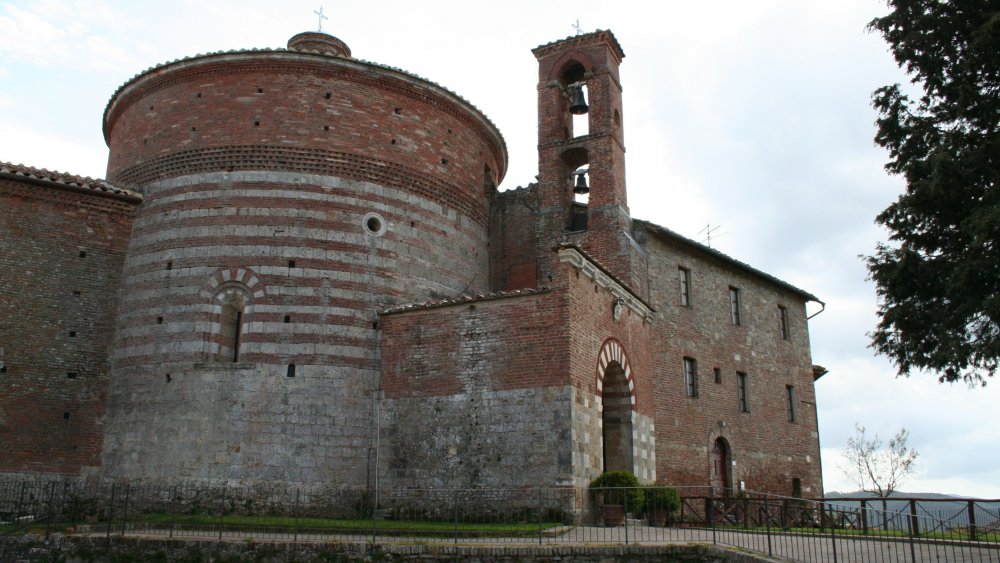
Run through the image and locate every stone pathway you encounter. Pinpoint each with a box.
[87,523,1000,562]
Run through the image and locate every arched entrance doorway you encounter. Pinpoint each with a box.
[601,362,633,473]
[711,437,731,496]
[596,339,636,474]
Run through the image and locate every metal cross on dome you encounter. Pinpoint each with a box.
[572,19,583,35]
[314,6,329,32]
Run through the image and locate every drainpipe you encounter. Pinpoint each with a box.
[806,299,826,320]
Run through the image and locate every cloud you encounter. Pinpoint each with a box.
[0,3,74,66]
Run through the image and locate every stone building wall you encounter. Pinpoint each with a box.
[490,185,539,291]
[0,165,140,475]
[0,30,826,499]
[555,248,656,488]
[99,33,508,486]
[380,247,659,492]
[640,223,823,496]
[379,287,571,489]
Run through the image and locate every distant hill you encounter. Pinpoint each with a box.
[821,492,1000,530]
[825,491,974,501]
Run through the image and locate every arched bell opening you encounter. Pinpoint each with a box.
[601,361,633,473]
[561,147,590,231]
[558,61,589,138]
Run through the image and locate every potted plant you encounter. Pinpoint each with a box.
[589,471,643,527]
[643,484,680,527]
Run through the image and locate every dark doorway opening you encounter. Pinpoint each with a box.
[602,362,633,473]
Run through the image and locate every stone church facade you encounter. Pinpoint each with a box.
[0,30,825,499]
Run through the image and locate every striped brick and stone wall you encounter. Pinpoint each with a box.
[0,164,140,476]
[378,247,655,495]
[98,33,507,485]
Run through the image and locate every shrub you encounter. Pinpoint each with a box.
[589,471,643,510]
[642,484,680,515]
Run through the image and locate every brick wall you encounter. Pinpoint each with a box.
[99,37,508,485]
[103,49,506,230]
[557,248,656,487]
[529,31,647,295]
[380,248,659,491]
[380,287,571,488]
[489,186,538,291]
[0,170,138,475]
[641,226,823,496]
[0,30,826,499]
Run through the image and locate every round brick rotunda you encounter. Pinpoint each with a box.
[100,31,507,485]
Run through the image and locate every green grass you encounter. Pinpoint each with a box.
[132,513,562,535]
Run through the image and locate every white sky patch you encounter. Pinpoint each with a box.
[83,34,137,71]
[0,119,107,177]
[0,3,75,66]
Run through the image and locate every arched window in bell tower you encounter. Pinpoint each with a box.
[562,147,590,231]
[570,83,589,137]
[559,62,589,139]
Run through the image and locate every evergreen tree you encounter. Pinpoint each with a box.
[867,0,1000,384]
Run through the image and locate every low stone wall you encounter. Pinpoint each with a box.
[0,535,777,562]
[0,475,586,526]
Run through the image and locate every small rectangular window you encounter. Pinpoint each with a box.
[779,305,789,340]
[714,367,722,384]
[729,287,741,325]
[786,385,797,422]
[737,372,749,412]
[679,267,691,307]
[683,357,698,398]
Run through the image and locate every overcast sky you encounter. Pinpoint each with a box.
[2,0,997,497]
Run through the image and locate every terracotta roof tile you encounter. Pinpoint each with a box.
[636,219,820,303]
[0,161,141,201]
[381,286,552,315]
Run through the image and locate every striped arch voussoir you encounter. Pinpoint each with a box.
[595,338,635,408]
[200,267,266,302]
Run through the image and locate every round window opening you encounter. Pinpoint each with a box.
[363,212,387,236]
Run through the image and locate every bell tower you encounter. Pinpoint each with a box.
[531,30,645,294]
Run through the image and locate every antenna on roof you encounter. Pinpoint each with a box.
[572,19,583,36]
[697,224,724,248]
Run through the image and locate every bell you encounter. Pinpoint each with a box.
[573,171,589,195]
[568,84,589,115]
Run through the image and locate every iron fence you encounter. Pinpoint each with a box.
[1,478,999,562]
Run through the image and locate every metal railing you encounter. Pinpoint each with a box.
[2,478,999,562]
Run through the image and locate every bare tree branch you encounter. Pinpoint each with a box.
[841,423,919,497]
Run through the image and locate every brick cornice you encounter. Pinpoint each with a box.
[109,145,489,229]
[557,246,654,322]
[532,30,625,63]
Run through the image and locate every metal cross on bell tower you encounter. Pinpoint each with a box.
[314,6,329,32]
[572,19,583,35]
